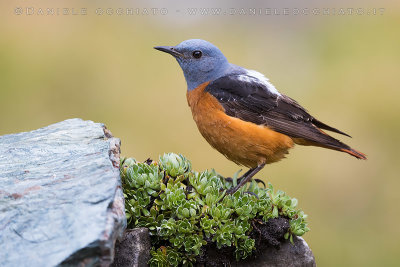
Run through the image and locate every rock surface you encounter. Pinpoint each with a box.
[112,228,315,267]
[0,119,126,267]
[111,228,151,267]
[234,236,316,267]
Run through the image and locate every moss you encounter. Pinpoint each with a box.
[120,153,310,266]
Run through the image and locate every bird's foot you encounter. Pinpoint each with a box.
[223,176,249,194]
[224,163,266,195]
[225,177,265,188]
[225,185,240,195]
[225,186,259,198]
[237,177,265,186]
[224,177,234,183]
[224,173,265,188]
[252,178,266,188]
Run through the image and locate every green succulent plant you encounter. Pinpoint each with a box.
[159,153,191,177]
[235,236,256,260]
[121,153,310,266]
[149,246,182,267]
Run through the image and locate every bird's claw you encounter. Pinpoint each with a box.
[224,187,259,199]
[225,186,238,195]
[224,177,233,183]
[253,178,266,188]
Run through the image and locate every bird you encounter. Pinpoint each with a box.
[154,39,366,193]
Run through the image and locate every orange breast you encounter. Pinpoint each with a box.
[186,82,294,168]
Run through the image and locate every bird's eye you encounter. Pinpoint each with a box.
[192,50,202,59]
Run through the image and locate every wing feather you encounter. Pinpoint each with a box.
[205,74,352,151]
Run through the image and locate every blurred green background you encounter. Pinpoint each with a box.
[1,0,399,266]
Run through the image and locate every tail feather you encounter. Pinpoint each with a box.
[312,118,352,137]
[340,148,367,160]
[313,128,367,160]
[311,134,367,160]
[293,126,367,160]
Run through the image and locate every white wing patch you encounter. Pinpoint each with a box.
[244,69,281,96]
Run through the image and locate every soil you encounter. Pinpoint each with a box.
[195,217,290,266]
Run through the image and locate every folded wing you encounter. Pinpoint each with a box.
[205,74,366,159]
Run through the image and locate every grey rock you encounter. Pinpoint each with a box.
[111,228,151,267]
[111,228,315,267]
[0,118,126,267]
[234,236,316,267]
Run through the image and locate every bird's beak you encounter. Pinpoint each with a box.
[154,46,184,58]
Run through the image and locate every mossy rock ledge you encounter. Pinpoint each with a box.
[113,225,315,267]
[0,119,316,267]
[116,153,316,265]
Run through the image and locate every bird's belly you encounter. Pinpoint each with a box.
[187,82,294,168]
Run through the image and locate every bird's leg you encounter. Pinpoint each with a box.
[224,168,253,184]
[237,168,254,182]
[226,163,266,194]
[236,169,266,187]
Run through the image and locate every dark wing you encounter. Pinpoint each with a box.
[205,74,352,151]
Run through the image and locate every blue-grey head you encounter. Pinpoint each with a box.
[154,39,230,90]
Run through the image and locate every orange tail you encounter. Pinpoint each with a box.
[340,148,367,160]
